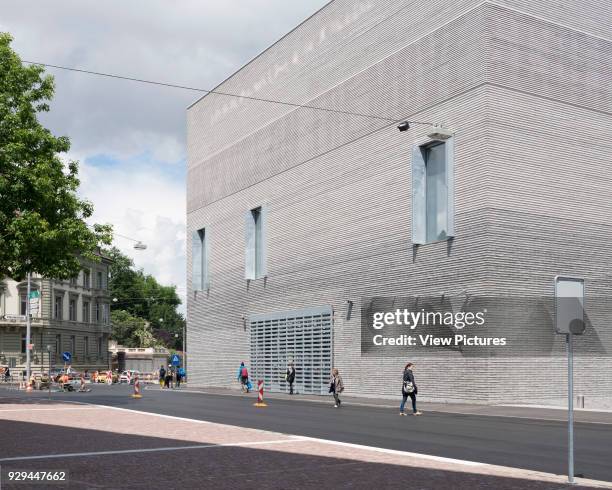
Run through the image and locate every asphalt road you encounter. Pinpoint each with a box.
[5,385,612,483]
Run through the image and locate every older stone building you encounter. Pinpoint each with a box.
[186,1,612,403]
[0,253,112,376]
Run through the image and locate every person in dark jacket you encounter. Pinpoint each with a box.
[286,362,296,395]
[330,368,344,407]
[400,363,422,416]
[159,365,166,388]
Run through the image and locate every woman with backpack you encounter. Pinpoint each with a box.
[329,368,344,408]
[237,362,250,393]
[400,362,422,416]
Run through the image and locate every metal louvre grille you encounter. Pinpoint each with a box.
[250,306,332,395]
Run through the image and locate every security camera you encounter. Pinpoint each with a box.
[397,121,410,132]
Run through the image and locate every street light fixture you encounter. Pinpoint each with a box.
[397,121,410,132]
[133,241,147,250]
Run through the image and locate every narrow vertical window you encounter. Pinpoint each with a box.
[192,227,209,291]
[82,301,90,323]
[83,270,90,289]
[54,295,63,320]
[55,334,61,355]
[69,299,76,321]
[84,336,89,356]
[20,294,27,316]
[70,335,76,356]
[412,137,454,244]
[245,206,267,279]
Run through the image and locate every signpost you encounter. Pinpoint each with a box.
[62,352,72,363]
[554,276,585,485]
[171,354,181,367]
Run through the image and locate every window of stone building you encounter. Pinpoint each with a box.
[82,301,90,323]
[69,298,76,321]
[20,294,27,316]
[192,227,209,291]
[245,206,267,280]
[54,295,63,320]
[411,138,455,244]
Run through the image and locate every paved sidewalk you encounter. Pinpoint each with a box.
[152,385,612,424]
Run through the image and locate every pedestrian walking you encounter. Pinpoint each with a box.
[4,367,11,383]
[400,362,422,416]
[164,369,172,389]
[237,362,250,393]
[159,365,166,388]
[175,368,181,388]
[285,362,296,395]
[329,368,344,407]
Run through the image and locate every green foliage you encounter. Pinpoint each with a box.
[110,310,146,348]
[0,33,112,280]
[110,309,159,349]
[106,247,184,349]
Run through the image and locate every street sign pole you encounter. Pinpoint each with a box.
[555,276,585,485]
[25,271,31,382]
[567,333,574,484]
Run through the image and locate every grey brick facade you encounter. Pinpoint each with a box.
[186,1,612,403]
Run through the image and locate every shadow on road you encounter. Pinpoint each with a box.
[0,419,584,490]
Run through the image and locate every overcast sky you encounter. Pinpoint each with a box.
[1,0,329,312]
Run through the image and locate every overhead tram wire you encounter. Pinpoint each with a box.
[21,60,431,127]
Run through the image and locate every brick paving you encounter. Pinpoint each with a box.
[0,400,610,489]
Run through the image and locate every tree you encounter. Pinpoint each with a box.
[106,247,185,349]
[0,33,111,280]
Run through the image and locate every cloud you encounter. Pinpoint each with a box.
[77,154,187,309]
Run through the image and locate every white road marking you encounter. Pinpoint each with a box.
[0,407,98,412]
[84,403,294,438]
[0,437,306,463]
[296,436,484,466]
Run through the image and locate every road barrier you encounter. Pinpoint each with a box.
[254,380,267,407]
[131,376,142,399]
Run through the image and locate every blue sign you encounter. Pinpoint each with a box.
[62,352,72,363]
[171,354,181,366]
